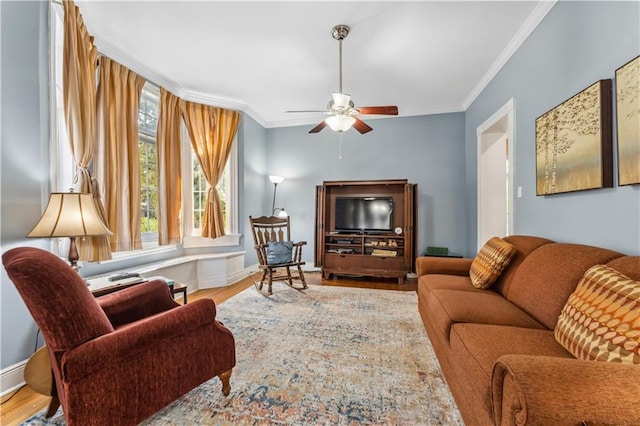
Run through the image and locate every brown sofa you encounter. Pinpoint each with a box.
[416,235,640,426]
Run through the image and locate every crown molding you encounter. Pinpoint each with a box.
[92,37,268,128]
[462,0,557,110]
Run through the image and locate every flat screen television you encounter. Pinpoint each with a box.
[334,197,394,233]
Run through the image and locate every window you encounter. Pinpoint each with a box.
[50,3,239,253]
[138,84,159,243]
[183,125,238,247]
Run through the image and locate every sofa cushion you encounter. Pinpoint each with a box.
[606,256,640,281]
[507,243,624,329]
[470,237,516,289]
[418,274,490,301]
[426,289,545,340]
[494,235,555,297]
[555,264,640,364]
[449,324,574,414]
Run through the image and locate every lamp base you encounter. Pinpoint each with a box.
[68,236,80,271]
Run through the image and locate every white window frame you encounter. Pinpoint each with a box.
[138,83,160,246]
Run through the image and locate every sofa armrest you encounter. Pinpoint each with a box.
[415,256,473,277]
[492,354,640,426]
[61,298,231,381]
[97,280,179,328]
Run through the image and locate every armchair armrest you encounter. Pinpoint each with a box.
[97,280,179,328]
[415,256,473,277]
[492,355,640,426]
[61,299,230,382]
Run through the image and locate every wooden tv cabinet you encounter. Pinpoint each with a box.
[315,179,417,284]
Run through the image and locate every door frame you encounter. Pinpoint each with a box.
[476,98,515,250]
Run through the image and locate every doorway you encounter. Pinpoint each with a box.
[477,99,515,250]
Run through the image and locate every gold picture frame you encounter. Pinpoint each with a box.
[535,80,613,195]
[615,55,640,186]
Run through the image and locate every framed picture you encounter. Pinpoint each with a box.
[615,55,640,186]
[535,80,613,195]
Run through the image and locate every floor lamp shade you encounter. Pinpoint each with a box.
[28,192,111,270]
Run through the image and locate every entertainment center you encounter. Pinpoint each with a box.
[315,179,417,284]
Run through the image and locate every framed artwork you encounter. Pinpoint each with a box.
[535,80,613,195]
[615,55,640,186]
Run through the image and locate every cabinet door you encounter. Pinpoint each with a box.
[314,185,326,267]
[404,183,417,272]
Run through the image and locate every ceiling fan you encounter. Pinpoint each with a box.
[286,25,398,134]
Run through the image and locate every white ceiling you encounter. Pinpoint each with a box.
[76,1,554,129]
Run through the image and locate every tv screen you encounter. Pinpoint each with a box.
[335,197,394,233]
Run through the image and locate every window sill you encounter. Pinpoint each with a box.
[99,245,179,264]
[183,234,241,248]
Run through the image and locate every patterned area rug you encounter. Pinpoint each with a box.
[23,283,462,425]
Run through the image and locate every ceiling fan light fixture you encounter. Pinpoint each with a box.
[332,92,351,109]
[325,115,355,132]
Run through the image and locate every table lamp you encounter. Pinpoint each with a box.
[27,190,112,270]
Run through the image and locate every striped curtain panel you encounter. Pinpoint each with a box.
[157,88,183,245]
[62,0,112,261]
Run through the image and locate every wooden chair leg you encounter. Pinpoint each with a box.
[298,265,308,289]
[45,396,60,418]
[259,270,267,290]
[218,369,232,396]
[267,270,274,295]
[286,266,293,286]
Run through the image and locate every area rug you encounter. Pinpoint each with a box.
[23,283,462,425]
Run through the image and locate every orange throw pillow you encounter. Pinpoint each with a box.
[555,265,640,364]
[469,237,516,289]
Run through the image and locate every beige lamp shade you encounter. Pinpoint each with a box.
[28,192,112,238]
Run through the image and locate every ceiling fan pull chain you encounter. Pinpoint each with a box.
[338,132,344,160]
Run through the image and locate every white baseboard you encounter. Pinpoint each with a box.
[0,358,28,397]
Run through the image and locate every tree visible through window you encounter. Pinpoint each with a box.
[138,85,159,239]
[191,152,229,234]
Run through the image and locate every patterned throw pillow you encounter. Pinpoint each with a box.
[469,237,516,289]
[554,265,640,364]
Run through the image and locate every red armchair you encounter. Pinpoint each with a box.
[3,247,236,426]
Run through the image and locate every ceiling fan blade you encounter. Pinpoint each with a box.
[309,121,328,133]
[356,106,399,116]
[353,117,373,134]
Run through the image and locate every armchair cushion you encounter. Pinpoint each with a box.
[554,264,640,364]
[267,240,293,265]
[97,280,179,328]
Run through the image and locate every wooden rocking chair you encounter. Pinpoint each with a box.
[249,215,308,295]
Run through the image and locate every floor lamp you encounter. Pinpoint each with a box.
[269,175,288,217]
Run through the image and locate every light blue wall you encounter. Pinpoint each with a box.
[265,113,467,263]
[465,1,640,255]
[239,114,268,267]
[0,0,52,369]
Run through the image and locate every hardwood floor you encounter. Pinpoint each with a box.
[0,271,416,425]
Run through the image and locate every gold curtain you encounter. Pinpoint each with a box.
[157,88,182,245]
[62,0,112,261]
[95,57,146,252]
[180,101,240,238]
